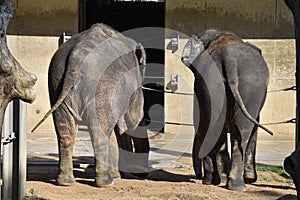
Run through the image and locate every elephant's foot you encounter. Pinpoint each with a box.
[193,164,202,179]
[226,178,247,191]
[127,164,149,178]
[111,169,121,179]
[202,173,221,186]
[244,171,257,184]
[95,175,114,187]
[219,172,228,183]
[195,172,202,179]
[56,174,76,186]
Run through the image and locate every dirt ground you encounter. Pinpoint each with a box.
[25,164,297,200]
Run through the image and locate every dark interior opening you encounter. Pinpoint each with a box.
[79,0,165,132]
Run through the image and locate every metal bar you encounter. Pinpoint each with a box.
[294,1,300,149]
[18,101,27,199]
[295,0,300,148]
[12,100,26,200]
[284,0,300,149]
[2,102,13,200]
[12,100,20,200]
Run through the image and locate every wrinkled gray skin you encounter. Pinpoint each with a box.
[32,23,149,187]
[182,29,272,191]
[0,0,37,139]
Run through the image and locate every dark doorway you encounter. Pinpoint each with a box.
[79,0,165,132]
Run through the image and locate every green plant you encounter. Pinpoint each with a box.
[23,188,49,200]
[256,165,288,177]
[29,188,38,197]
[261,176,272,182]
[256,165,294,184]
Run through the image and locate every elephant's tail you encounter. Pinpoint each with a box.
[228,82,273,136]
[31,86,73,133]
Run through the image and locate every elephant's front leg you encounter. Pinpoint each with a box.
[202,133,229,185]
[192,135,203,179]
[115,127,133,178]
[216,138,230,183]
[128,125,150,177]
[53,106,76,186]
[203,152,221,185]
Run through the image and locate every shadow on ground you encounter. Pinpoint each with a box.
[27,155,196,186]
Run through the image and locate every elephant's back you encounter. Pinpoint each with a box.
[48,23,141,107]
[221,43,269,86]
[222,43,269,113]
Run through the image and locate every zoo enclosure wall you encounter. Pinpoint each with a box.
[4,0,296,139]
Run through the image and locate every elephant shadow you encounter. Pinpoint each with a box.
[26,155,93,185]
[277,194,297,200]
[121,169,196,183]
[26,155,196,186]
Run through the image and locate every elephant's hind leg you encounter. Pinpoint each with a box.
[89,120,114,187]
[244,124,258,184]
[227,123,255,191]
[53,105,77,186]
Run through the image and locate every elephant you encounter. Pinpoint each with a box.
[0,0,37,136]
[32,23,149,187]
[284,146,300,199]
[181,29,273,191]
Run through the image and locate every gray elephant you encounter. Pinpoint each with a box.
[32,23,149,187]
[0,0,37,135]
[181,29,273,191]
[284,146,300,199]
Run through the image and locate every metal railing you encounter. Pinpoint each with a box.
[1,100,27,200]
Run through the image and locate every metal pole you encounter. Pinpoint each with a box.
[1,100,27,200]
[2,102,13,200]
[284,0,300,149]
[12,99,26,200]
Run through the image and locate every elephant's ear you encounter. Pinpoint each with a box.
[136,43,146,66]
[182,35,204,66]
[192,51,227,159]
[117,117,128,135]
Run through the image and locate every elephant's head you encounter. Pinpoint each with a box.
[181,35,204,67]
[182,29,223,67]
[0,0,37,104]
[0,0,37,133]
[0,55,37,104]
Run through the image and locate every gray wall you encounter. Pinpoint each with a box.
[166,0,294,38]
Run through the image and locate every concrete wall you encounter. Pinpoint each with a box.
[7,0,78,132]
[9,0,78,36]
[166,0,294,38]
[165,0,296,136]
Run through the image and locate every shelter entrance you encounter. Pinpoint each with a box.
[80,0,165,132]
